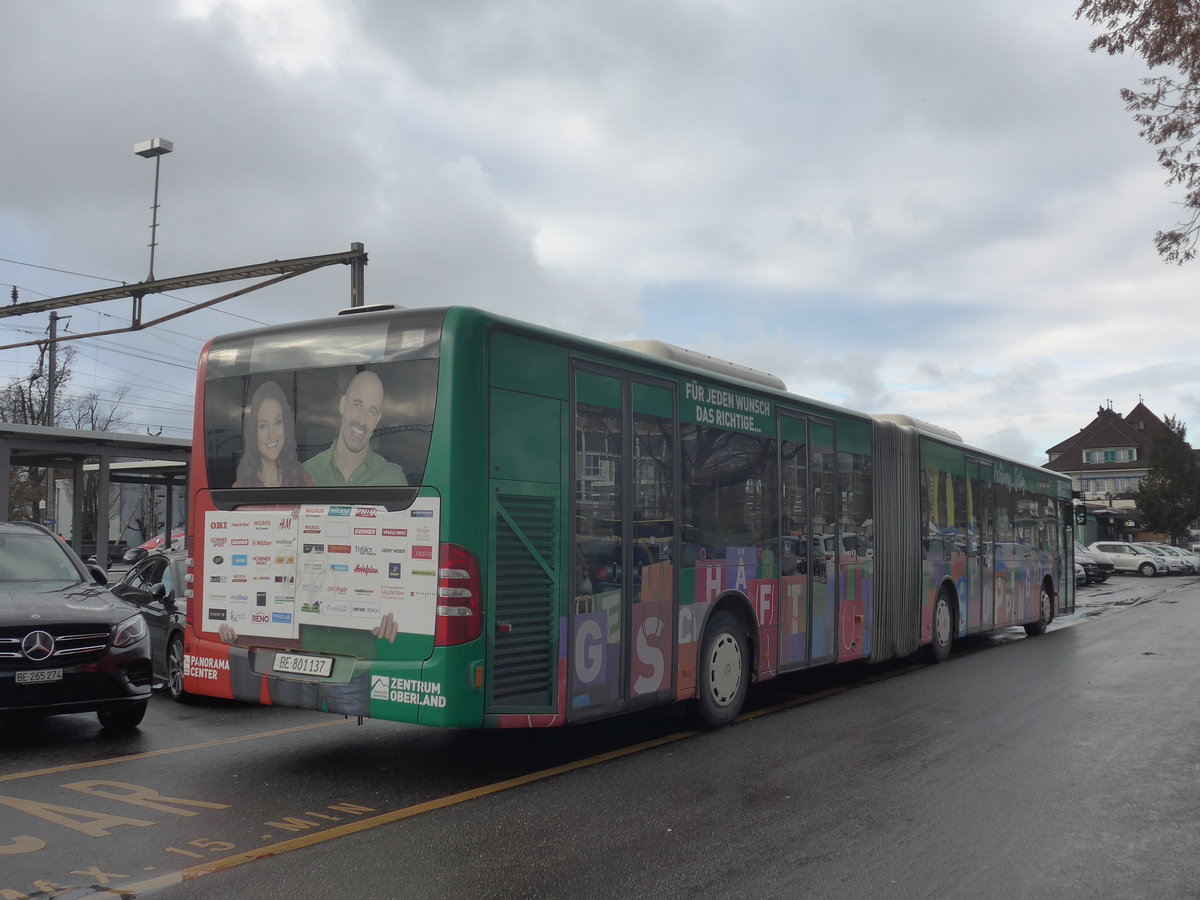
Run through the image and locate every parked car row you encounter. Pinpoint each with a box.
[1,521,189,732]
[1085,541,1200,578]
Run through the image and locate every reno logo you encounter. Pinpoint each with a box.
[252,613,270,624]
[354,564,379,576]
[412,546,434,560]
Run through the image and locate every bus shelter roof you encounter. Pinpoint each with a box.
[0,422,191,567]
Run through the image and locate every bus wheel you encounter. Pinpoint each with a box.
[928,589,954,663]
[694,611,749,728]
[1024,585,1052,637]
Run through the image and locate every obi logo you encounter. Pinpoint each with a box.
[212,556,225,565]
[207,608,228,620]
[232,555,248,566]
[354,564,380,575]
[209,521,228,530]
[388,563,403,578]
[412,546,433,560]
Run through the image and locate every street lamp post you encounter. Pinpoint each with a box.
[134,138,173,281]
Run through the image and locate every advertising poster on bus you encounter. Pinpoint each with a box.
[202,501,440,641]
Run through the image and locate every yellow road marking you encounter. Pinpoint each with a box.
[0,718,354,784]
[83,666,926,897]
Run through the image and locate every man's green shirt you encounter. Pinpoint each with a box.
[303,444,408,486]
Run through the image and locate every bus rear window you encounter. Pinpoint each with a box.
[202,311,442,490]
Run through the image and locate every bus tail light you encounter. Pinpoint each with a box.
[435,543,482,646]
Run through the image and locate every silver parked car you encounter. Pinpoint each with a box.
[1088,542,1169,577]
[1140,543,1198,574]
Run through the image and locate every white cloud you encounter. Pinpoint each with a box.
[0,0,1192,461]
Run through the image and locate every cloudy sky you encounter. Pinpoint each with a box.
[2,0,1195,465]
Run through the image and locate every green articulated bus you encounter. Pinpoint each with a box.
[182,305,1074,728]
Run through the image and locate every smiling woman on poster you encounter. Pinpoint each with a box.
[234,380,313,488]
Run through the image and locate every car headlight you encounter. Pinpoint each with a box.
[113,614,149,648]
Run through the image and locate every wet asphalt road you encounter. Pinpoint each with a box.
[2,574,1198,899]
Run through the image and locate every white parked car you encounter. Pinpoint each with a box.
[1088,542,1169,577]
[1142,543,1199,573]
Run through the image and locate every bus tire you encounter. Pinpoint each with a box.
[1024,584,1052,637]
[928,589,954,663]
[694,611,749,728]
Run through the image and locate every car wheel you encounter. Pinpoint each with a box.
[97,699,148,732]
[166,634,187,703]
[927,589,954,663]
[693,611,749,728]
[1139,562,1157,577]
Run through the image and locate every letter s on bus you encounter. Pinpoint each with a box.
[574,618,605,684]
[634,616,665,694]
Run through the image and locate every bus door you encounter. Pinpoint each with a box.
[809,421,838,665]
[966,459,995,631]
[780,413,819,669]
[571,367,677,720]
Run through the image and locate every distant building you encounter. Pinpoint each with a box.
[1043,401,1172,510]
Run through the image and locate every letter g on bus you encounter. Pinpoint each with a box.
[574,616,605,684]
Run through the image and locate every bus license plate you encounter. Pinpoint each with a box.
[272,652,334,678]
[16,669,63,684]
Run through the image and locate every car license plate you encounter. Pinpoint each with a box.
[16,669,63,684]
[272,652,334,678]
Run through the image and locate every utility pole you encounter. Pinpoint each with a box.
[43,311,58,528]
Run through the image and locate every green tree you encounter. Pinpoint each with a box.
[1135,415,1200,538]
[1076,0,1200,263]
